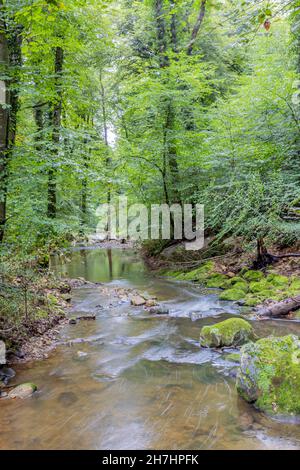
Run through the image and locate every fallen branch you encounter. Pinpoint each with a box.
[257,294,300,317]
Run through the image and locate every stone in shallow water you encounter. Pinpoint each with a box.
[199,318,253,348]
[236,334,300,416]
[8,383,37,399]
[131,295,146,306]
[149,306,169,315]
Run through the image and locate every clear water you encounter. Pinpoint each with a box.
[1,247,300,450]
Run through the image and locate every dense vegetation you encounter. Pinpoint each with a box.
[0,0,299,260]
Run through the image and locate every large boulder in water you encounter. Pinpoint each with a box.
[200,318,253,348]
[8,383,37,399]
[236,335,300,416]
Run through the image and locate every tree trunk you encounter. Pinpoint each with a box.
[253,237,300,269]
[100,71,112,238]
[155,0,169,68]
[187,0,207,55]
[0,6,22,242]
[165,100,181,204]
[80,134,91,232]
[257,295,300,317]
[0,13,9,243]
[47,46,64,219]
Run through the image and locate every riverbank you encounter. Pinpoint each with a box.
[145,240,300,316]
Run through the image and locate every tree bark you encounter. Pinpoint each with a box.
[187,0,207,55]
[0,11,9,243]
[155,0,169,67]
[47,46,64,218]
[257,295,300,317]
[0,5,22,242]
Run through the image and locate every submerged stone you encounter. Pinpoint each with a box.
[200,318,253,348]
[236,335,300,416]
[8,383,37,399]
[131,295,146,306]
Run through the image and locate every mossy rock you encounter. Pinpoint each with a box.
[223,276,245,289]
[249,280,272,293]
[47,293,59,306]
[200,318,253,348]
[219,288,246,301]
[206,273,229,288]
[243,270,264,282]
[236,335,300,416]
[290,278,300,293]
[266,273,289,288]
[8,383,37,399]
[244,294,261,307]
[233,281,248,292]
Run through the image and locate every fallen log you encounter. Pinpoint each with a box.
[257,294,300,317]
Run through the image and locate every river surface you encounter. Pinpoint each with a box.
[1,247,300,450]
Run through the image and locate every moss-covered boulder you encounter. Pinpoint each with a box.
[206,273,229,288]
[266,273,289,288]
[249,280,271,293]
[219,288,246,301]
[200,318,253,348]
[243,270,264,282]
[290,277,300,293]
[236,335,300,416]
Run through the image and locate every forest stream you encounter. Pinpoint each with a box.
[1,247,300,450]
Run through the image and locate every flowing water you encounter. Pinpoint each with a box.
[1,247,300,450]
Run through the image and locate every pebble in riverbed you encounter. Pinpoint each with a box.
[8,383,37,399]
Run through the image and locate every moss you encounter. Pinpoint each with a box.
[236,335,300,416]
[290,278,300,293]
[225,276,248,289]
[164,261,215,282]
[243,270,264,282]
[47,293,59,306]
[226,353,241,363]
[249,280,272,293]
[219,288,246,301]
[244,295,261,307]
[233,281,248,292]
[200,318,253,348]
[206,273,229,288]
[266,273,289,288]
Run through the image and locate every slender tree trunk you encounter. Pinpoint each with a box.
[0,6,22,242]
[154,0,180,206]
[0,14,9,243]
[80,133,91,232]
[155,0,169,68]
[187,0,207,55]
[100,71,112,238]
[47,46,64,218]
[170,1,178,54]
[165,101,180,204]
